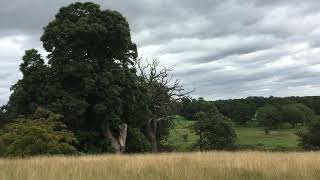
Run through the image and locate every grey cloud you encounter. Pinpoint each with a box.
[1,0,320,104]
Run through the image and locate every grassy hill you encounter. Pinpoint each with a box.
[166,116,301,151]
[1,151,319,180]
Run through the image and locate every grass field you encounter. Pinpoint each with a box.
[167,116,301,151]
[236,127,300,150]
[1,151,320,180]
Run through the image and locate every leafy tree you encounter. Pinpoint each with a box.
[294,103,314,124]
[256,104,282,133]
[192,106,237,150]
[6,49,49,118]
[229,101,255,125]
[296,117,320,150]
[179,97,215,120]
[179,97,196,120]
[6,2,142,153]
[213,98,257,125]
[282,104,305,128]
[40,2,139,153]
[295,96,320,114]
[0,107,77,157]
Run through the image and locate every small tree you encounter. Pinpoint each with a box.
[0,107,77,157]
[192,107,237,151]
[296,117,320,150]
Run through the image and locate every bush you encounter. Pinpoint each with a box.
[126,128,151,153]
[75,131,114,153]
[296,117,320,150]
[0,107,78,157]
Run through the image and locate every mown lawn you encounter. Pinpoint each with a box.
[166,116,302,151]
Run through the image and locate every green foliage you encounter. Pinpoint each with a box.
[0,108,77,157]
[7,49,50,118]
[178,97,205,120]
[256,104,282,130]
[294,103,314,123]
[192,107,237,150]
[296,117,320,150]
[41,2,137,64]
[5,2,146,153]
[215,99,256,125]
[282,104,306,127]
[126,128,151,153]
[75,131,114,153]
[39,1,140,130]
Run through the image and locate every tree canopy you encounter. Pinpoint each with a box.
[4,2,144,154]
[256,104,282,131]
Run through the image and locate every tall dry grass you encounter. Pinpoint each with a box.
[0,151,320,180]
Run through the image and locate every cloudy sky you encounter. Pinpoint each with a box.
[1,0,320,105]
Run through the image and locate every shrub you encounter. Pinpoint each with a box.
[296,117,320,150]
[126,128,151,153]
[0,107,78,157]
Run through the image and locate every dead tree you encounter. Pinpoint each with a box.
[136,58,191,153]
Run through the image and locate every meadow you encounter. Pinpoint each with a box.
[166,116,301,151]
[1,151,320,180]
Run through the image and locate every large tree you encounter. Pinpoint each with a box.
[41,2,140,153]
[6,2,142,153]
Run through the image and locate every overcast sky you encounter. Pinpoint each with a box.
[1,0,320,105]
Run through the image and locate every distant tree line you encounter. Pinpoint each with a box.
[178,96,320,150]
[179,96,320,124]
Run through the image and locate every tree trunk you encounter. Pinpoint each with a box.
[118,124,128,153]
[103,122,127,153]
[146,121,158,153]
[199,133,202,151]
